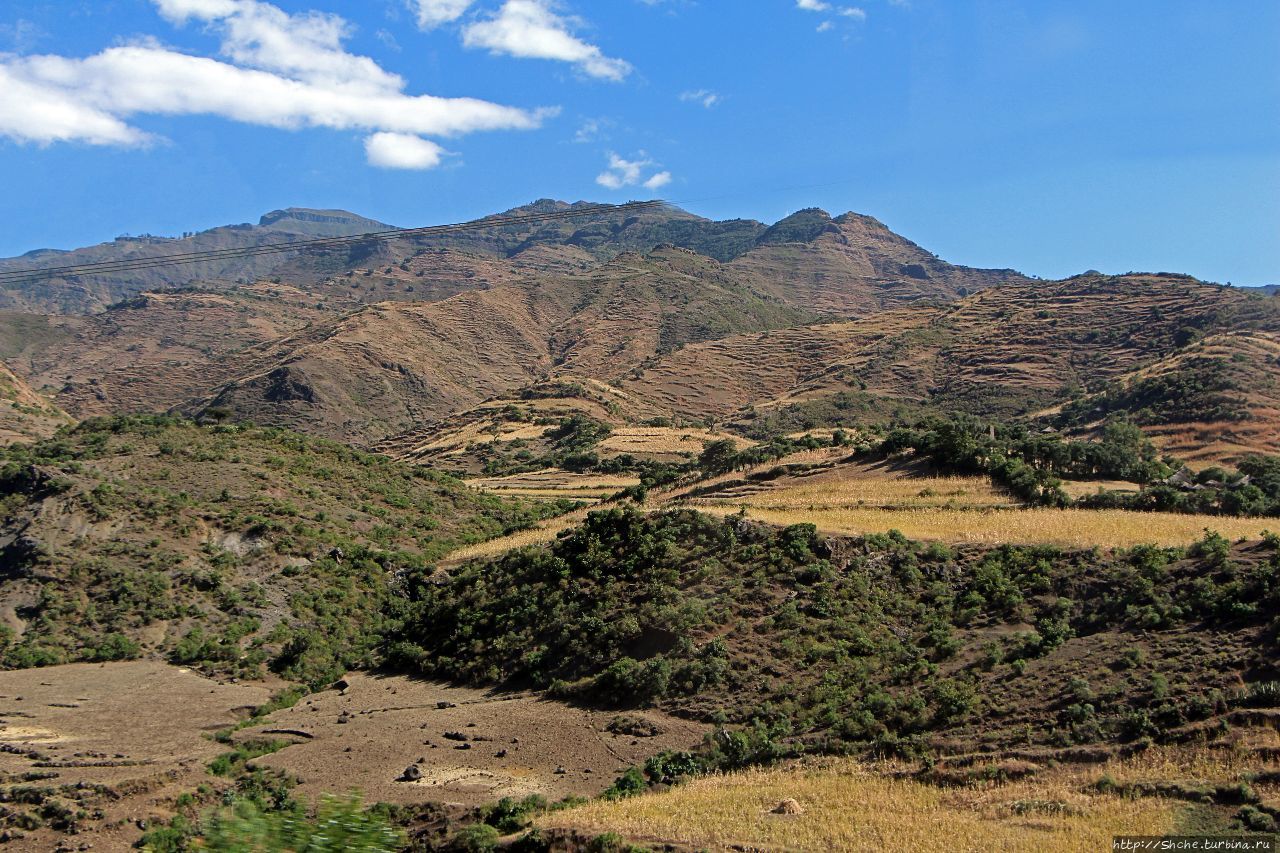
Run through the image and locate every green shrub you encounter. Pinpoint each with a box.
[199,794,402,852]
[451,822,501,852]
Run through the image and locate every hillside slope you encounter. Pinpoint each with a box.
[0,416,557,685]
[0,209,391,314]
[387,507,1280,754]
[613,273,1278,456]
[729,209,1030,316]
[189,248,810,444]
[1056,328,1280,463]
[0,362,71,445]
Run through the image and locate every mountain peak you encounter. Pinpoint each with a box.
[258,208,389,230]
[757,208,840,245]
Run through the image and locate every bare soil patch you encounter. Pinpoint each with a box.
[0,661,272,851]
[239,672,706,808]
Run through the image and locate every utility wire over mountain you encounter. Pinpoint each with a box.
[0,200,668,285]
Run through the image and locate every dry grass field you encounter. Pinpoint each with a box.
[440,506,593,564]
[0,662,275,851]
[469,469,640,500]
[540,754,1192,852]
[695,504,1273,549]
[1059,479,1142,499]
[598,426,751,458]
[242,673,706,809]
[715,473,1012,510]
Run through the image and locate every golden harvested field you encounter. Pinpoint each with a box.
[469,469,640,499]
[440,507,591,564]
[540,756,1184,852]
[694,504,1273,548]
[598,426,752,457]
[711,474,1012,510]
[1059,479,1142,499]
[410,421,551,455]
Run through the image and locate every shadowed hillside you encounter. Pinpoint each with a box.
[185,247,810,444]
[0,209,392,314]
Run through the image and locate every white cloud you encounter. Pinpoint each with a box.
[679,89,721,108]
[463,0,631,81]
[365,131,446,169]
[0,0,551,168]
[0,63,150,146]
[155,0,401,92]
[573,116,610,143]
[595,151,670,191]
[796,0,866,24]
[411,0,474,30]
[643,170,671,190]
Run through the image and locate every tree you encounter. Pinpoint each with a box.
[698,439,739,476]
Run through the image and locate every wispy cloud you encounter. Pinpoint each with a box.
[679,89,721,108]
[573,116,612,143]
[463,0,631,81]
[0,18,45,53]
[411,0,474,30]
[596,151,671,191]
[795,0,866,28]
[0,0,551,169]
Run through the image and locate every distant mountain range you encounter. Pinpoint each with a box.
[0,202,1025,316]
[0,208,391,314]
[0,201,1276,463]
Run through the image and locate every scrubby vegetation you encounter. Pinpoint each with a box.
[384,507,1280,759]
[0,415,563,686]
[870,414,1280,517]
[1057,355,1251,428]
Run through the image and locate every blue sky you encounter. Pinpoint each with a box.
[1,0,1277,285]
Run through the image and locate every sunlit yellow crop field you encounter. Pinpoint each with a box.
[598,426,753,456]
[715,473,1012,510]
[469,470,640,499]
[694,504,1272,549]
[440,508,590,563]
[540,756,1184,852]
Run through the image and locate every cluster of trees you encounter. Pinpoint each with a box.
[875,414,1280,517]
[697,431,853,478]
[1075,454,1280,516]
[1056,356,1249,428]
[383,507,1280,762]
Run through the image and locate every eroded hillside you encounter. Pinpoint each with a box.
[0,361,71,445]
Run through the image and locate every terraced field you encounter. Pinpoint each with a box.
[469,470,640,500]
[619,310,935,419]
[540,748,1268,852]
[1076,330,1280,463]
[684,457,1273,548]
[705,504,1273,549]
[598,426,748,459]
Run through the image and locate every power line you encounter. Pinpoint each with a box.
[0,200,669,285]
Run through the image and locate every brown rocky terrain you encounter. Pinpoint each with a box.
[0,362,70,445]
[0,208,392,315]
[727,209,1029,316]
